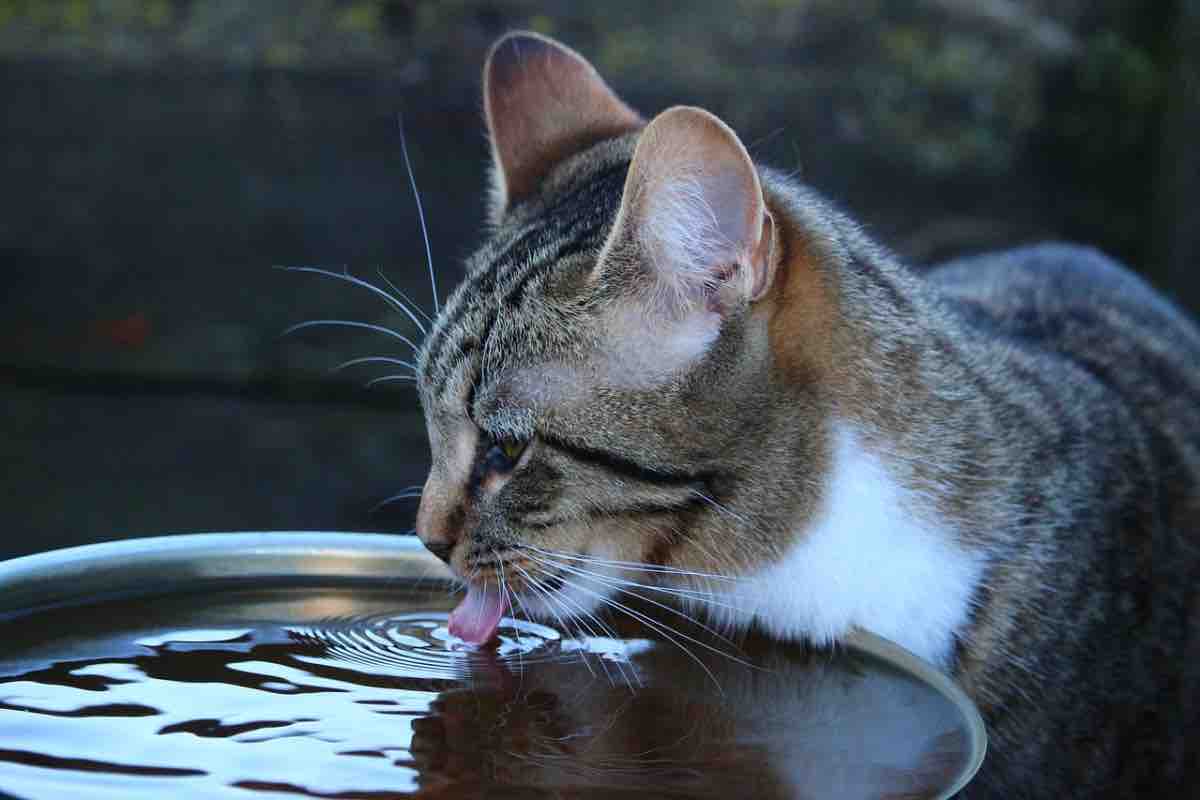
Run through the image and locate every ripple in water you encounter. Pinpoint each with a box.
[289,611,568,682]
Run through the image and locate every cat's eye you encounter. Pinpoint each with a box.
[483,436,529,473]
[498,438,527,462]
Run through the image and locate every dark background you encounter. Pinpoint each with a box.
[2,0,1198,562]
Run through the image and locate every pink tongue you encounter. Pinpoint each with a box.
[448,584,509,644]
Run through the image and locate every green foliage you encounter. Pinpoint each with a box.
[337,1,382,34]
[0,0,173,33]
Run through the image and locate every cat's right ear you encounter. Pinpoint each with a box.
[587,107,779,382]
[599,106,778,312]
[483,31,642,223]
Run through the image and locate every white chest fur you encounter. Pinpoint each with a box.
[715,425,984,667]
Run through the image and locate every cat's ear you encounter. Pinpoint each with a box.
[601,106,777,310]
[483,31,642,221]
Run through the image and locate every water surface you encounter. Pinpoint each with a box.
[0,585,975,798]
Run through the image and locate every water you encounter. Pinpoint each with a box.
[0,584,978,798]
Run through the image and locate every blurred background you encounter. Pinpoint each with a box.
[2,0,1197,561]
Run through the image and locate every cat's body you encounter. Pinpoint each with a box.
[921,243,1200,796]
[414,32,1200,797]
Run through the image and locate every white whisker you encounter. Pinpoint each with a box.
[514,562,634,687]
[397,114,439,315]
[525,552,751,660]
[376,267,434,326]
[277,265,428,335]
[689,489,751,526]
[370,488,424,513]
[366,374,419,388]
[535,553,743,615]
[529,562,724,693]
[549,592,637,688]
[329,355,418,375]
[521,565,620,683]
[526,548,733,608]
[512,563,603,681]
[493,548,525,680]
[281,319,421,353]
[521,544,737,582]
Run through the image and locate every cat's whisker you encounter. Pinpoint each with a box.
[397,113,439,316]
[513,566,619,671]
[366,374,419,388]
[523,545,729,603]
[682,530,732,577]
[375,267,434,327]
[523,552,751,657]
[374,491,423,502]
[492,548,524,676]
[689,489,751,526]
[280,319,421,353]
[516,563,622,684]
[520,544,737,582]
[277,265,428,335]
[541,564,744,656]
[512,563,607,683]
[329,355,418,375]
[529,562,724,693]
[509,581,536,626]
[370,487,424,513]
[514,562,634,688]
[531,554,740,613]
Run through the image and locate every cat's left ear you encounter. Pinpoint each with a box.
[600,106,777,310]
[483,32,643,221]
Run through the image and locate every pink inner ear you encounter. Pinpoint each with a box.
[484,32,642,211]
[705,166,759,249]
[605,106,768,309]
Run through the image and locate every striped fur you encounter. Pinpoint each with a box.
[414,32,1200,798]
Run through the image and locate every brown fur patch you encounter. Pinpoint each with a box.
[764,198,836,387]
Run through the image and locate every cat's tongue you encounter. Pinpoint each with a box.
[448,584,509,645]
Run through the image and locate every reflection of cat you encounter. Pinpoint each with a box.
[414,32,1200,797]
[411,631,969,799]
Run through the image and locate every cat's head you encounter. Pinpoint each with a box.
[415,32,832,641]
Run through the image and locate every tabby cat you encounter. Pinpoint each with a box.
[413,31,1200,797]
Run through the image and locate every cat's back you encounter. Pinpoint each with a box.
[927,243,1200,458]
[925,243,1200,795]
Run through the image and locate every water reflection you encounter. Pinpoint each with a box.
[0,587,973,799]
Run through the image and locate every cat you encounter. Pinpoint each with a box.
[411,31,1200,798]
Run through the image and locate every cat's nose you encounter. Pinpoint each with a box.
[415,484,463,565]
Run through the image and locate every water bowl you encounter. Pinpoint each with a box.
[0,532,985,799]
